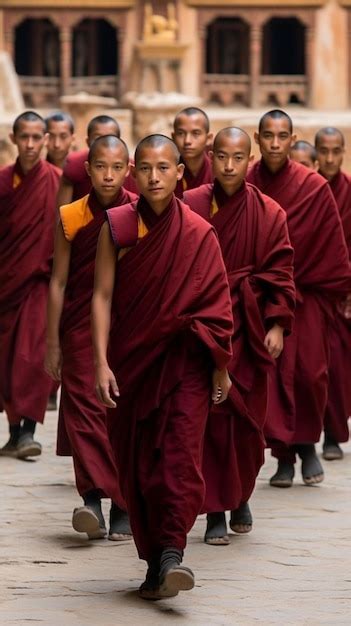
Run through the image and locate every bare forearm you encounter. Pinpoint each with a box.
[47,280,66,347]
[91,294,112,366]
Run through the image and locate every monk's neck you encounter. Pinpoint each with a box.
[319,169,341,183]
[94,188,122,209]
[47,155,66,171]
[184,153,205,177]
[18,156,41,176]
[149,193,173,216]
[262,157,289,176]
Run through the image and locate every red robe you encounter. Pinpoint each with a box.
[324,170,351,441]
[106,195,233,561]
[0,159,60,424]
[175,152,213,198]
[63,149,139,200]
[184,181,295,510]
[57,188,137,502]
[247,159,351,448]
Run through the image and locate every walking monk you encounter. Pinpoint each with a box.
[57,114,137,207]
[247,110,351,487]
[184,128,295,544]
[45,111,75,170]
[92,135,233,599]
[315,127,351,460]
[0,111,60,458]
[290,140,317,169]
[45,135,136,539]
[172,107,213,198]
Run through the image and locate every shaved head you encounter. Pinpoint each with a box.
[13,110,46,135]
[291,140,317,162]
[315,127,344,148]
[259,109,293,134]
[87,115,120,139]
[174,107,210,133]
[135,134,180,164]
[88,135,129,163]
[214,127,251,155]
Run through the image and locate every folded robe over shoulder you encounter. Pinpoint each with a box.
[63,149,139,200]
[57,187,137,504]
[106,195,233,561]
[247,159,351,445]
[324,170,351,442]
[184,181,295,511]
[0,159,60,424]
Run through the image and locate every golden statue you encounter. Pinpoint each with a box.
[143,2,178,43]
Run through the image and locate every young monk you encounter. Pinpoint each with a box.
[92,134,233,599]
[290,140,317,169]
[0,111,60,458]
[184,128,295,544]
[172,107,213,198]
[315,127,351,460]
[46,111,75,170]
[45,135,135,539]
[247,110,351,487]
[57,115,137,207]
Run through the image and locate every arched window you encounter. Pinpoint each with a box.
[206,18,249,75]
[72,19,118,77]
[262,17,305,75]
[15,18,60,77]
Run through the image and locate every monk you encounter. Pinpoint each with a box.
[172,107,213,198]
[290,140,317,169]
[315,127,351,460]
[45,111,75,170]
[57,115,138,207]
[0,111,60,458]
[92,135,233,599]
[45,136,135,539]
[184,128,295,544]
[247,109,351,487]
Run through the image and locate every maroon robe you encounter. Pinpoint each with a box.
[323,171,351,442]
[57,187,137,502]
[184,181,295,510]
[0,159,60,424]
[106,195,233,561]
[247,159,351,450]
[63,149,139,200]
[175,152,213,198]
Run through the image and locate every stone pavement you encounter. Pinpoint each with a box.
[0,412,350,626]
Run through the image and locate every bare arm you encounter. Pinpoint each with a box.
[45,223,71,381]
[91,222,119,408]
[56,175,74,211]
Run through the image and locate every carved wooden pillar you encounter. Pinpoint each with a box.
[250,24,262,108]
[60,26,72,96]
[305,24,314,107]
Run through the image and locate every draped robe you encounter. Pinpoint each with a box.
[184,181,295,510]
[247,159,351,449]
[106,195,233,561]
[0,159,60,424]
[175,152,213,198]
[57,188,137,502]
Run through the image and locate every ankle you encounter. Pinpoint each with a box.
[21,418,36,435]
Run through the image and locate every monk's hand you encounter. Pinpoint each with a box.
[212,368,232,404]
[264,324,284,359]
[340,293,351,319]
[44,344,62,382]
[95,362,119,408]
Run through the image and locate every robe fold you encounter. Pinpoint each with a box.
[324,171,351,442]
[185,181,295,511]
[63,149,139,200]
[247,159,351,447]
[106,195,233,561]
[58,187,137,502]
[175,152,213,198]
[0,159,60,424]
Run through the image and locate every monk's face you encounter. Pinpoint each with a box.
[211,134,253,195]
[172,114,212,161]
[255,118,296,173]
[316,134,344,181]
[10,120,47,171]
[87,122,120,147]
[290,148,316,170]
[133,144,184,211]
[85,145,129,206]
[47,121,75,165]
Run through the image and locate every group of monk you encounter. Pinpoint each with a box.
[0,106,350,601]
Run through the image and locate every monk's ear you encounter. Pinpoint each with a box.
[206,133,213,149]
[314,159,319,172]
[84,160,91,178]
[85,136,90,148]
[208,150,214,164]
[171,132,176,142]
[130,164,137,179]
[43,132,49,148]
[290,134,297,146]
[249,154,255,164]
[254,132,260,146]
[9,132,16,146]
[176,163,185,181]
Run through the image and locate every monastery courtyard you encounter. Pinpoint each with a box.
[0,411,350,626]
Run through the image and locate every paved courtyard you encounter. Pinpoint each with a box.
[0,411,350,626]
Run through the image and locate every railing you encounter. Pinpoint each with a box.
[259,75,308,106]
[68,75,119,99]
[19,76,60,107]
[203,74,250,106]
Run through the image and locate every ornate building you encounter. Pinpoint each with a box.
[0,0,350,110]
